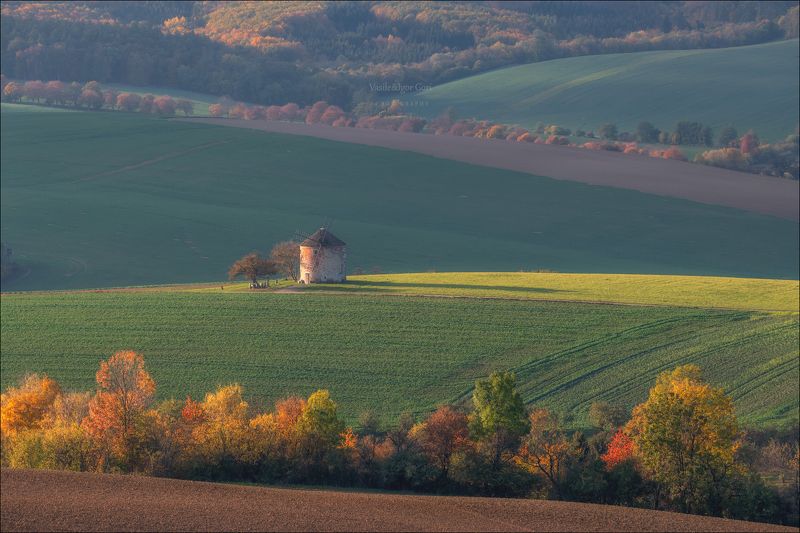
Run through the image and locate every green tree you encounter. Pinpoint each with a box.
[599,123,618,140]
[718,126,739,147]
[469,371,529,468]
[636,121,660,143]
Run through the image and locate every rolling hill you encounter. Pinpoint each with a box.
[410,40,800,142]
[3,469,793,532]
[1,106,798,292]
[2,274,797,428]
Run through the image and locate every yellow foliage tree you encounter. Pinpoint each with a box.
[189,384,256,468]
[0,374,61,437]
[514,408,572,499]
[626,365,741,514]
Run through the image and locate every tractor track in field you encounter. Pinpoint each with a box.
[70,139,231,183]
[177,118,800,221]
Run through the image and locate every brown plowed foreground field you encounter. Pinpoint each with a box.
[1,469,794,532]
[180,118,800,221]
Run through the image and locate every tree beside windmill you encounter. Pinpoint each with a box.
[298,227,347,283]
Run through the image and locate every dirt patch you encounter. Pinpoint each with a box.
[178,118,799,221]
[1,469,793,532]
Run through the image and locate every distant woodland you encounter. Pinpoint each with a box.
[1,1,798,108]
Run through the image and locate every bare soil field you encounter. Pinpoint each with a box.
[181,118,799,221]
[1,469,794,532]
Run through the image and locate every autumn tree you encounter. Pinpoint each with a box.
[228,252,279,286]
[469,371,529,468]
[82,350,156,469]
[208,103,226,117]
[116,92,141,112]
[79,89,103,109]
[3,81,23,102]
[305,101,328,124]
[601,429,635,470]
[139,94,155,113]
[153,95,176,116]
[515,408,572,498]
[0,374,61,437]
[411,406,469,483]
[188,384,254,477]
[626,365,741,514]
[740,131,760,154]
[102,89,119,109]
[44,80,65,105]
[269,241,300,281]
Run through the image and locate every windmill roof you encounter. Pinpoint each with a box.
[301,228,346,247]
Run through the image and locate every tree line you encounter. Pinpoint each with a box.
[1,353,797,526]
[1,2,797,109]
[205,95,800,179]
[4,74,797,179]
[1,76,194,116]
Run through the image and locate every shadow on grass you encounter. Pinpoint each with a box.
[307,280,571,294]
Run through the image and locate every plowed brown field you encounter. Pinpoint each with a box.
[1,469,794,532]
[179,118,799,221]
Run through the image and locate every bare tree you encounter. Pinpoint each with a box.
[269,241,300,281]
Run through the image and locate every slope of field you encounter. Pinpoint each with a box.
[187,118,800,221]
[411,40,800,142]
[295,273,800,312]
[2,470,793,533]
[2,287,797,428]
[2,107,798,292]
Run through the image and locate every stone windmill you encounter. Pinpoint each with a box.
[296,225,347,283]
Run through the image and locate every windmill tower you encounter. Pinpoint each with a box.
[296,225,347,283]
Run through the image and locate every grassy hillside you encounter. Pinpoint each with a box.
[297,273,800,312]
[1,106,798,291]
[411,40,800,142]
[1,284,798,428]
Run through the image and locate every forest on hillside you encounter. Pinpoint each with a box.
[1,1,798,108]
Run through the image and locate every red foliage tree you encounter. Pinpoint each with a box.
[116,92,141,112]
[153,95,176,116]
[305,101,328,124]
[413,406,470,481]
[740,131,759,155]
[601,430,635,470]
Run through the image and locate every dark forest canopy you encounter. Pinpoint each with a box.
[1,1,797,107]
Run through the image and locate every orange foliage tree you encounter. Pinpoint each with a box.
[82,350,155,468]
[0,374,61,437]
[514,408,572,499]
[411,405,469,482]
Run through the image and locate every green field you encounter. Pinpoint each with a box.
[411,40,800,142]
[2,106,797,291]
[1,285,797,428]
[298,273,800,312]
